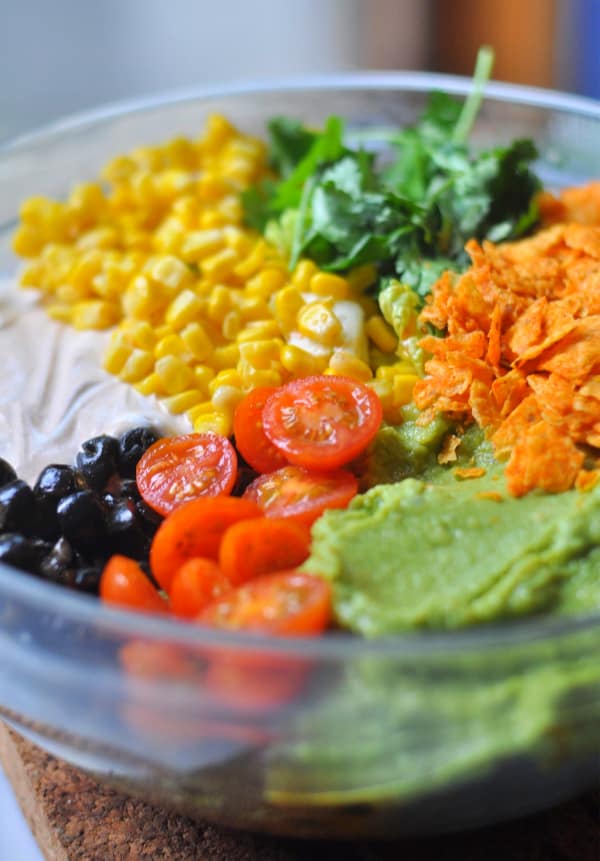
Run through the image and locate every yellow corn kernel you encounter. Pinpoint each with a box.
[196,172,229,202]
[122,229,153,252]
[220,309,241,340]
[237,320,282,342]
[152,218,186,254]
[180,229,224,262]
[148,255,192,292]
[359,299,381,322]
[211,343,240,369]
[292,259,319,292]
[273,286,304,334]
[71,300,119,330]
[12,224,43,257]
[192,410,232,437]
[165,289,203,329]
[68,182,106,216]
[208,369,243,394]
[187,401,215,423]
[56,284,85,305]
[69,250,104,292]
[367,378,394,413]
[103,339,133,375]
[199,210,230,229]
[238,296,270,322]
[211,384,244,414]
[201,246,238,280]
[192,365,214,393]
[47,304,74,324]
[238,338,283,369]
[154,333,188,360]
[327,350,373,383]
[297,302,343,347]
[238,365,282,389]
[245,268,287,300]
[347,264,377,292]
[19,261,45,288]
[155,355,195,395]
[119,349,155,383]
[376,362,417,381]
[180,322,213,361]
[201,114,236,153]
[234,239,267,279]
[392,374,419,406]
[130,321,158,351]
[366,315,399,353]
[206,285,234,322]
[224,227,252,257]
[155,169,194,200]
[217,195,242,223]
[163,389,205,414]
[135,373,166,397]
[280,345,328,377]
[121,275,166,319]
[75,227,118,251]
[18,196,51,227]
[309,272,349,300]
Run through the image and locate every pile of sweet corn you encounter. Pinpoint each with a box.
[12,114,420,435]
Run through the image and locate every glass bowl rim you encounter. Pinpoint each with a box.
[1,71,599,661]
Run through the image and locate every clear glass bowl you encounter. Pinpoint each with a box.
[0,74,599,838]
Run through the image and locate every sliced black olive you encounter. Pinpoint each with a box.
[39,536,76,584]
[75,435,119,491]
[134,498,163,535]
[33,464,88,539]
[118,478,142,500]
[72,565,103,594]
[0,458,17,489]
[117,426,161,478]
[0,533,51,574]
[56,490,109,555]
[0,480,38,535]
[107,499,149,558]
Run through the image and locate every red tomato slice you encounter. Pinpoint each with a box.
[243,464,358,527]
[149,496,262,591]
[233,386,288,474]
[136,432,237,516]
[198,570,331,636]
[261,375,382,471]
[100,555,168,614]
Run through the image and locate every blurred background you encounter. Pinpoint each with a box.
[0,0,598,142]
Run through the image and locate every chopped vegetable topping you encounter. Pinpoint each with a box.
[414,218,600,496]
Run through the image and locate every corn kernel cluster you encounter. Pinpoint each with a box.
[13,114,420,433]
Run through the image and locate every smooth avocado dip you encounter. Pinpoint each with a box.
[306,415,600,637]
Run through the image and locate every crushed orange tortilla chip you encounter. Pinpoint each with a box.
[453,466,487,480]
[416,192,600,496]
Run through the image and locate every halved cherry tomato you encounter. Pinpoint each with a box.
[149,496,262,591]
[198,570,331,636]
[243,465,358,527]
[262,375,382,470]
[170,558,232,619]
[136,432,237,516]
[100,555,168,614]
[219,517,311,586]
[205,652,309,712]
[233,386,288,474]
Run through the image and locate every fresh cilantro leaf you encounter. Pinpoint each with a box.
[267,117,317,177]
[242,47,541,303]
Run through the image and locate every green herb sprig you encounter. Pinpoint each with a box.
[242,47,541,299]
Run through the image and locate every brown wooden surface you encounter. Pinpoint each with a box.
[0,722,598,861]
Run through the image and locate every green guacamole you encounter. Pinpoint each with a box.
[305,411,600,637]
